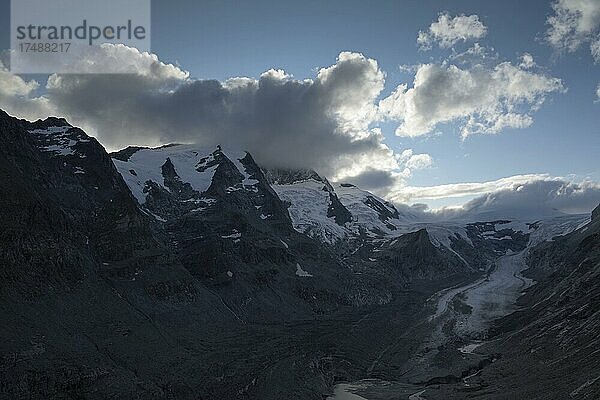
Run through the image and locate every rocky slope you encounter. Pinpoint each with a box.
[0,108,594,399]
[0,110,477,399]
[0,110,244,398]
[110,144,415,319]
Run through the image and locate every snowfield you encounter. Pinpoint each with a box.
[273,179,348,244]
[112,144,220,203]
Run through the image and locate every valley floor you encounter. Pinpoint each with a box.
[328,251,535,400]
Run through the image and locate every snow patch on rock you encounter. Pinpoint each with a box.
[295,263,313,277]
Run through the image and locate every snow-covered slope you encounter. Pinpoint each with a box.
[520,214,590,246]
[268,174,417,244]
[334,183,408,236]
[274,178,348,244]
[112,144,257,204]
[110,145,590,263]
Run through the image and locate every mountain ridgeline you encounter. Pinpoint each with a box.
[0,111,597,399]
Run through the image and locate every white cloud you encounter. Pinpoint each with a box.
[546,0,600,54]
[316,51,385,135]
[0,67,37,98]
[596,82,600,101]
[390,174,600,217]
[222,76,259,91]
[545,1,599,102]
[448,43,495,65]
[260,68,291,81]
[46,44,189,91]
[592,37,600,62]
[418,13,487,49]
[398,149,434,171]
[379,62,564,138]
[519,53,536,69]
[406,153,433,170]
[0,59,54,121]
[391,174,551,202]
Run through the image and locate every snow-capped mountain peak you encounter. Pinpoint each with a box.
[111,144,260,204]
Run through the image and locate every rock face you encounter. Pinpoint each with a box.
[0,108,595,399]
[371,229,471,282]
[0,111,166,294]
[110,144,377,321]
[592,203,600,222]
[0,110,242,398]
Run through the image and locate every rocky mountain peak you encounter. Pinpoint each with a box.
[29,116,71,130]
[263,167,325,186]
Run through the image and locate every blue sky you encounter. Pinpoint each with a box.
[0,0,599,209]
[150,0,599,189]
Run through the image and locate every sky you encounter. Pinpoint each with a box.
[0,0,599,212]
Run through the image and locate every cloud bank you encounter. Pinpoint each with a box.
[460,178,600,217]
[1,46,421,186]
[393,175,600,218]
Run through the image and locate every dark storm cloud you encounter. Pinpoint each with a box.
[342,169,397,192]
[43,48,397,179]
